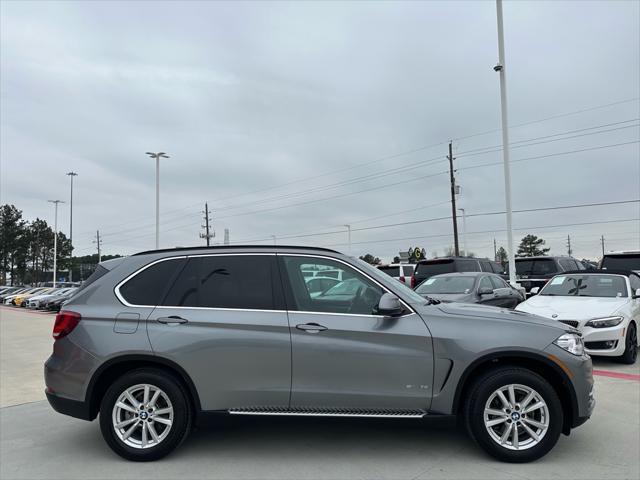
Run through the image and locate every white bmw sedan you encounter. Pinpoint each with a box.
[516,271,640,364]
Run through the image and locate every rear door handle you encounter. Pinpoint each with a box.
[157,316,188,325]
[296,322,327,333]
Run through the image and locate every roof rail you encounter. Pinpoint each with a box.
[132,245,341,256]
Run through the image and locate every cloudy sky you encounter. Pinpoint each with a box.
[1,0,639,262]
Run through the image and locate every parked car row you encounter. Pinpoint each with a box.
[373,251,640,364]
[0,285,78,311]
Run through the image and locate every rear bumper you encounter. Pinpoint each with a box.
[45,389,92,421]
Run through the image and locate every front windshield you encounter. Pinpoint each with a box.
[355,259,427,304]
[416,276,476,294]
[540,274,628,298]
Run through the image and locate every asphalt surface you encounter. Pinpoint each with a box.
[1,305,639,480]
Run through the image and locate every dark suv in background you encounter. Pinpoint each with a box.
[512,256,585,295]
[600,250,640,273]
[413,257,505,287]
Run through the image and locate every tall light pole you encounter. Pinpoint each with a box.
[271,235,277,245]
[494,0,516,286]
[458,208,468,256]
[48,200,65,287]
[66,172,78,281]
[145,152,170,249]
[343,224,352,255]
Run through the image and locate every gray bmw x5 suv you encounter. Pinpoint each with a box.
[45,246,594,462]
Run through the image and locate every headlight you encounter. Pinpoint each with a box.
[585,316,624,328]
[554,333,585,356]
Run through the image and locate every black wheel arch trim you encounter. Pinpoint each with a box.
[451,350,580,429]
[84,353,202,421]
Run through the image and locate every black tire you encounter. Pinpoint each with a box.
[618,322,638,365]
[463,367,563,463]
[99,368,192,461]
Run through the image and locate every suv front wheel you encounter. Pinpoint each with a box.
[99,368,192,461]
[463,367,563,463]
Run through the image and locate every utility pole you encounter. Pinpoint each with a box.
[566,235,572,256]
[448,142,460,256]
[601,235,605,257]
[494,0,516,286]
[224,228,230,245]
[66,172,78,282]
[271,235,277,245]
[199,202,214,246]
[93,230,102,263]
[494,238,497,261]
[145,152,170,249]
[48,200,64,287]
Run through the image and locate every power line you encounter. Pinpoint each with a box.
[230,199,638,244]
[452,97,639,143]
[320,218,640,248]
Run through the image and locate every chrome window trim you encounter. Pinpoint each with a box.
[114,251,416,316]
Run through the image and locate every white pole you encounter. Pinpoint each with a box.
[458,208,468,256]
[495,0,517,286]
[53,204,58,288]
[155,156,160,250]
[48,200,64,287]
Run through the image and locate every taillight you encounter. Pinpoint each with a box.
[53,311,81,340]
[399,276,405,284]
[410,275,416,288]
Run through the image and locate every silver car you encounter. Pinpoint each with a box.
[45,246,594,463]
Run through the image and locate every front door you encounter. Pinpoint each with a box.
[280,254,434,411]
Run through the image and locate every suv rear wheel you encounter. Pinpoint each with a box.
[463,367,563,463]
[99,369,192,461]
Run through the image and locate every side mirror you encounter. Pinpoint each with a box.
[377,293,403,316]
[530,287,540,295]
[478,287,493,296]
[633,288,640,299]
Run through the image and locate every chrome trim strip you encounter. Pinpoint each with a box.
[228,410,426,418]
[153,305,287,314]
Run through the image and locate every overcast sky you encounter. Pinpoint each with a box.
[1,0,639,262]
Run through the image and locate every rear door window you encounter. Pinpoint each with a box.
[559,259,577,271]
[163,255,275,309]
[118,258,186,306]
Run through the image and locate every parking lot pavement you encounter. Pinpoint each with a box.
[1,306,639,480]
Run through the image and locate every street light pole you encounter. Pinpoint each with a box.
[48,200,65,288]
[495,0,516,286]
[145,152,170,249]
[66,172,78,281]
[458,208,467,256]
[343,225,352,255]
[271,235,277,245]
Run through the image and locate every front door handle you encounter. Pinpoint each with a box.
[157,316,188,325]
[296,322,327,333]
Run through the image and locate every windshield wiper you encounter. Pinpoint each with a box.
[424,296,441,305]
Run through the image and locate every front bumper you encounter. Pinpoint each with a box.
[582,324,627,357]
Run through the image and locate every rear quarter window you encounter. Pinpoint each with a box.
[118,258,186,306]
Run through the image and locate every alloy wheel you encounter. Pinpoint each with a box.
[483,383,550,451]
[111,383,174,449]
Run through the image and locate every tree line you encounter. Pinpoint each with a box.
[0,204,124,285]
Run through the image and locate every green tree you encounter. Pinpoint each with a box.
[359,253,381,265]
[393,256,400,263]
[516,234,550,257]
[496,246,508,265]
[0,204,27,284]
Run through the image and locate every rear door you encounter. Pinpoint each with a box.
[146,254,291,411]
[280,254,434,411]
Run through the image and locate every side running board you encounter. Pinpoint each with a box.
[228,406,426,418]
